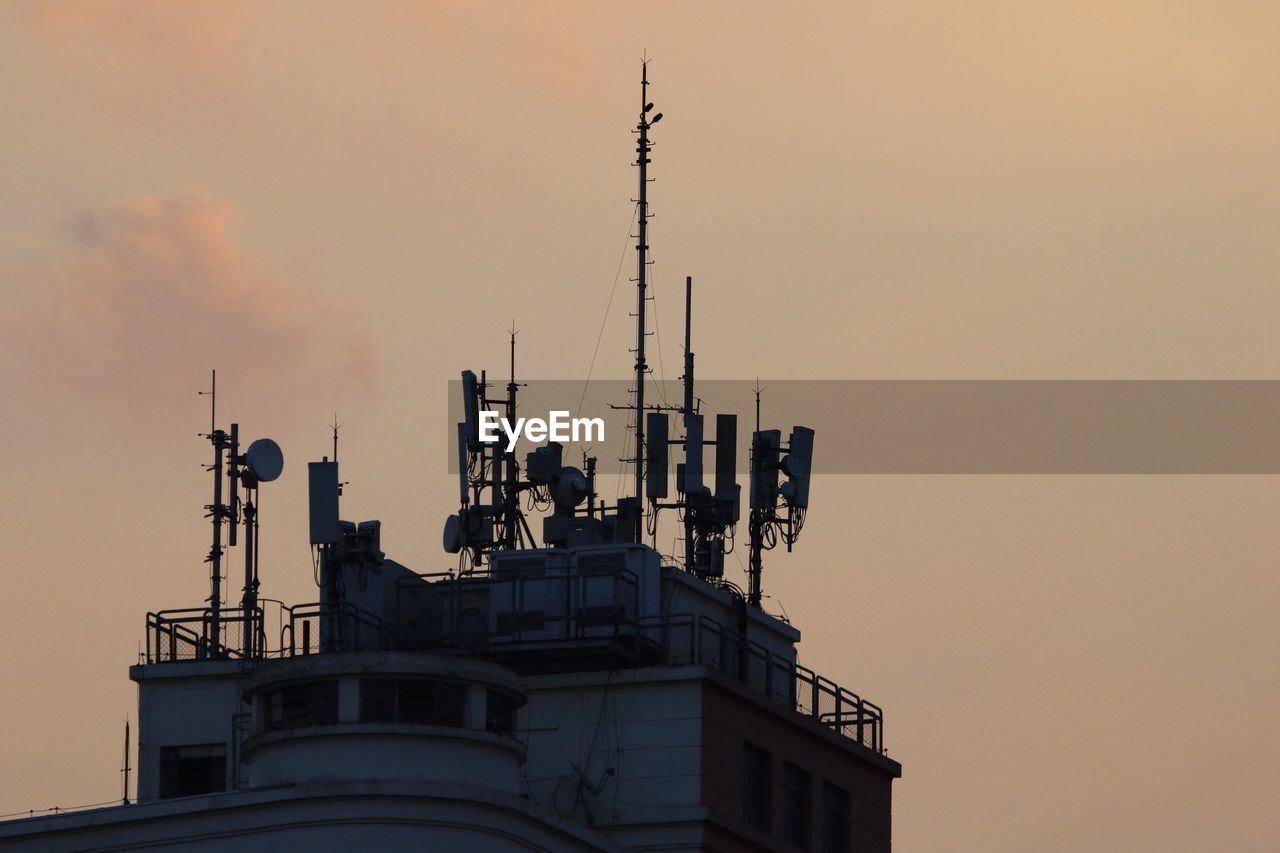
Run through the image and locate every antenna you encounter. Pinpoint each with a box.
[747,422,816,606]
[503,322,522,550]
[461,370,480,452]
[228,424,240,548]
[754,379,762,433]
[682,275,695,562]
[330,414,340,463]
[645,411,669,501]
[199,370,228,655]
[714,413,738,501]
[630,60,659,540]
[120,715,131,806]
[238,437,283,657]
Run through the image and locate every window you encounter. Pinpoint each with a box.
[361,678,397,722]
[821,782,850,853]
[264,680,338,731]
[158,743,226,799]
[359,679,466,726]
[783,762,811,849]
[742,741,772,831]
[486,690,518,736]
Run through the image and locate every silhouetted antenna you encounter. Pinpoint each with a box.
[503,322,523,550]
[754,379,762,433]
[681,275,696,560]
[120,716,130,806]
[330,414,340,463]
[423,70,812,608]
[629,59,661,537]
[199,369,230,653]
[747,421,815,606]
[194,367,286,657]
[508,320,518,390]
[239,438,283,657]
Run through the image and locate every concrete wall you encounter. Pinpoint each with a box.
[522,666,707,849]
[132,661,247,801]
[699,674,900,853]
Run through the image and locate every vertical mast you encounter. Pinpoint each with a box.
[633,63,652,520]
[633,62,663,541]
[683,276,695,564]
[202,370,224,654]
[504,324,520,549]
[121,717,131,806]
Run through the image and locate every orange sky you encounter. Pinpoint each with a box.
[1,3,1277,849]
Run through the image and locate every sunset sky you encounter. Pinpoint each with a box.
[1,2,1277,849]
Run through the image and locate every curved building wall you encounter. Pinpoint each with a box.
[241,651,527,793]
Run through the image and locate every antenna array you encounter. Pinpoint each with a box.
[438,64,818,607]
[196,369,284,658]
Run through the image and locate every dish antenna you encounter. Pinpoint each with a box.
[246,438,284,482]
[237,435,282,657]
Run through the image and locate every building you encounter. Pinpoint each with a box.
[0,68,900,852]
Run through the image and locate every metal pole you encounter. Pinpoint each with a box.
[207,424,224,652]
[633,63,651,535]
[505,327,519,549]
[121,718,131,806]
[683,275,695,565]
[748,509,763,607]
[749,384,763,606]
[242,493,256,657]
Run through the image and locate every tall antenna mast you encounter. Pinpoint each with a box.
[631,60,663,540]
[682,275,695,561]
[504,322,522,549]
[199,370,227,654]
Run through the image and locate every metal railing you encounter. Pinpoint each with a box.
[144,602,390,663]
[145,607,260,663]
[638,613,884,753]
[394,564,643,649]
[279,602,394,656]
[143,575,884,752]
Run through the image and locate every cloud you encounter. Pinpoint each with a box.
[8,190,377,421]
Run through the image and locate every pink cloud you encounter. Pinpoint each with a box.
[10,190,377,421]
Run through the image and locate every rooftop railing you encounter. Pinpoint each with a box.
[142,566,884,753]
[144,602,389,664]
[639,612,885,753]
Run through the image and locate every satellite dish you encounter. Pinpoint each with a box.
[443,514,463,554]
[553,467,588,511]
[781,454,807,478]
[245,438,284,482]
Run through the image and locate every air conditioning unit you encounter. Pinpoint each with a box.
[570,544,660,639]
[488,550,571,642]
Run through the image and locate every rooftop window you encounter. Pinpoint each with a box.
[742,740,772,832]
[263,680,339,731]
[783,761,812,849]
[360,678,465,727]
[158,743,226,799]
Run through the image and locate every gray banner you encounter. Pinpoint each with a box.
[446,380,1280,474]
